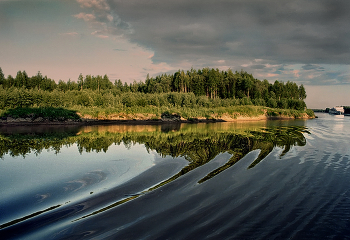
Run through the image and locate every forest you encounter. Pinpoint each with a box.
[0,67,307,111]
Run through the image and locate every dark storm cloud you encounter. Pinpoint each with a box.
[76,0,350,85]
[100,0,350,66]
[251,64,266,70]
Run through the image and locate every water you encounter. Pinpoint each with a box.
[1,113,350,239]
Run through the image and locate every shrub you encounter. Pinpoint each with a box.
[197,95,210,107]
[148,94,160,107]
[277,98,288,109]
[288,99,306,110]
[77,91,93,107]
[167,92,182,107]
[306,109,315,117]
[253,98,266,107]
[135,93,147,107]
[240,97,253,105]
[267,98,277,108]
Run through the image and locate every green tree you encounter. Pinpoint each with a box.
[267,98,277,108]
[0,67,4,86]
[77,91,93,106]
[58,80,68,92]
[15,71,24,88]
[114,79,123,91]
[67,79,79,91]
[6,75,14,88]
[299,84,307,100]
[78,73,84,91]
[101,74,113,90]
[273,80,284,100]
[122,93,136,107]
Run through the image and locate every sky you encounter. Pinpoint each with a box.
[0,0,349,109]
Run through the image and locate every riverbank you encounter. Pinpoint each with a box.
[0,106,314,126]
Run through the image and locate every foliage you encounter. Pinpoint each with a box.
[0,67,307,107]
[0,67,313,121]
[0,107,81,121]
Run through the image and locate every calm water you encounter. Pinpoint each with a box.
[1,113,350,239]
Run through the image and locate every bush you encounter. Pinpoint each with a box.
[167,92,182,107]
[277,98,288,109]
[288,99,306,110]
[135,93,147,107]
[197,95,210,107]
[77,91,93,107]
[103,93,114,107]
[148,94,160,107]
[240,97,253,105]
[211,98,223,108]
[306,109,315,117]
[267,98,277,108]
[43,90,64,107]
[0,87,5,108]
[0,107,81,121]
[253,98,266,107]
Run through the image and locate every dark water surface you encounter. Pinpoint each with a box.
[1,113,350,239]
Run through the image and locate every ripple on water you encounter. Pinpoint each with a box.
[2,116,350,239]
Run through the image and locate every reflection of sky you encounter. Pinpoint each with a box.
[316,113,347,135]
[0,143,157,202]
[332,115,345,133]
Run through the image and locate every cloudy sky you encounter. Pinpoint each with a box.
[0,0,349,108]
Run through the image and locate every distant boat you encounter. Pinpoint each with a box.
[329,106,344,115]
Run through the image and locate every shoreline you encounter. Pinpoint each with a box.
[0,114,313,126]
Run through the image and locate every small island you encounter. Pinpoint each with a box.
[0,67,314,125]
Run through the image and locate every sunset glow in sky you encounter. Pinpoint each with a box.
[0,0,349,108]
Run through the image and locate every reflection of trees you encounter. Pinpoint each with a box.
[0,125,309,223]
[72,125,309,222]
[0,125,309,180]
[137,126,308,185]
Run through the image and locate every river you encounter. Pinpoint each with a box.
[1,113,350,239]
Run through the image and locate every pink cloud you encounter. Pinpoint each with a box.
[74,12,96,22]
[91,31,109,39]
[293,70,300,78]
[266,73,279,78]
[60,32,79,37]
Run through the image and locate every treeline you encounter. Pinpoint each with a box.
[0,88,307,111]
[0,67,307,110]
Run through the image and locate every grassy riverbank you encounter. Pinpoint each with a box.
[76,105,314,121]
[0,106,315,124]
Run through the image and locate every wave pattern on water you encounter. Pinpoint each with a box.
[1,115,350,239]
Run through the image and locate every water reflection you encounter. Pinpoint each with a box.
[332,115,345,132]
[0,122,309,174]
[0,121,309,233]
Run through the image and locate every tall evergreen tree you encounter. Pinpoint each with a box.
[0,67,4,86]
[78,73,84,91]
[298,84,307,100]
